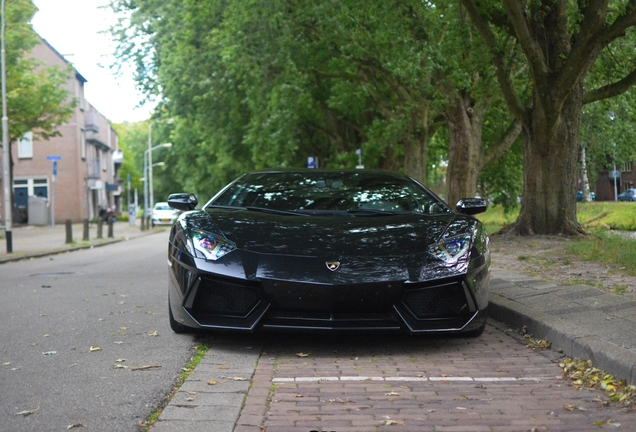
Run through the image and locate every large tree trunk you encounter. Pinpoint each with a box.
[403,137,427,185]
[445,93,483,206]
[460,0,636,236]
[512,84,584,235]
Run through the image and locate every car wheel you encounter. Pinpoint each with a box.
[463,322,486,338]
[169,298,189,334]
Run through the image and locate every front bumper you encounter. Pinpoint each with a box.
[168,254,489,335]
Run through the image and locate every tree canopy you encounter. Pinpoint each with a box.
[461,0,636,235]
[111,0,636,233]
[4,0,75,144]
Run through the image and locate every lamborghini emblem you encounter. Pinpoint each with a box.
[326,261,340,271]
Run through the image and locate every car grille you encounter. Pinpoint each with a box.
[191,278,261,317]
[402,281,468,319]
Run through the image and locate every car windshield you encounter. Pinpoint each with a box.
[155,204,172,211]
[210,171,451,215]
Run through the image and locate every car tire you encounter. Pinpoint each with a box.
[463,322,486,338]
[169,298,189,334]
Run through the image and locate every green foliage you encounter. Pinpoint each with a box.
[110,0,524,201]
[111,123,144,206]
[580,92,636,178]
[478,140,523,209]
[3,1,75,144]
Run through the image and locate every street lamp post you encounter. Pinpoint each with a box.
[148,123,153,214]
[1,0,12,253]
[147,119,174,214]
[143,142,172,220]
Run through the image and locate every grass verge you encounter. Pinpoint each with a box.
[477,201,636,234]
[565,231,636,276]
[477,203,636,273]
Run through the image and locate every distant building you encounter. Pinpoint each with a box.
[0,37,123,225]
[595,161,635,201]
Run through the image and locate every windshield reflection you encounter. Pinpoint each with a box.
[211,171,452,215]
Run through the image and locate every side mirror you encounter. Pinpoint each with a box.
[168,193,198,211]
[456,198,488,215]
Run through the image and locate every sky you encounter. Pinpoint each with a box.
[31,0,155,123]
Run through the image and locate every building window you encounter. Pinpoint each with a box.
[18,131,33,158]
[102,149,107,171]
[13,177,49,200]
[622,161,634,172]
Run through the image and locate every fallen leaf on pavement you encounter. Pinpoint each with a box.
[221,376,249,381]
[131,365,161,371]
[328,397,352,404]
[67,424,85,429]
[89,346,101,352]
[380,419,405,426]
[296,353,309,357]
[385,391,399,396]
[16,407,39,416]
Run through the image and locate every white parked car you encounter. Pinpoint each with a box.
[151,202,180,227]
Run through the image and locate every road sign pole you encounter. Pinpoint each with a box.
[51,160,57,228]
[47,156,61,228]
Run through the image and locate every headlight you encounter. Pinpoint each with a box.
[428,234,471,264]
[189,229,237,261]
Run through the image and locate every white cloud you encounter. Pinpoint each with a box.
[31,0,155,123]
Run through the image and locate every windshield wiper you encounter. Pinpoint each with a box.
[346,209,406,217]
[245,206,309,217]
[206,204,244,210]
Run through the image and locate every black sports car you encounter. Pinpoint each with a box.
[166,170,490,336]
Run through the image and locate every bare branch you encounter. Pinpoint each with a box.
[459,0,526,121]
[583,67,636,104]
[502,0,547,78]
[482,118,522,167]
[604,2,636,44]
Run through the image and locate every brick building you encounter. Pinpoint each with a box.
[0,37,123,225]
[594,161,636,201]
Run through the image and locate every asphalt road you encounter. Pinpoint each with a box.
[0,232,197,432]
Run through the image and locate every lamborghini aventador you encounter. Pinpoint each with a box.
[166,170,490,336]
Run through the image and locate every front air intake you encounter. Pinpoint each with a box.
[402,281,468,319]
[191,278,261,317]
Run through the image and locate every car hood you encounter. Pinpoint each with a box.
[184,209,467,257]
[175,209,483,283]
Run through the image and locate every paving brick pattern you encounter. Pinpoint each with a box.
[236,324,635,432]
